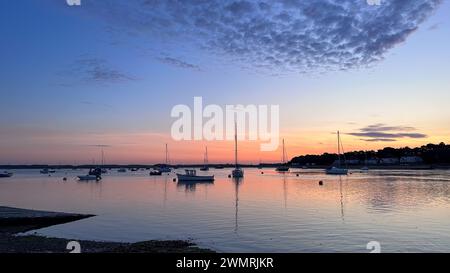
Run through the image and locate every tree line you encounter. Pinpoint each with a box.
[291,142,450,165]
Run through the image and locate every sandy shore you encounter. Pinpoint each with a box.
[0,206,213,253]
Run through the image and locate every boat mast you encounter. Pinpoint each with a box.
[205,146,208,165]
[165,143,168,165]
[234,121,238,169]
[337,131,341,168]
[101,148,104,167]
[282,139,286,164]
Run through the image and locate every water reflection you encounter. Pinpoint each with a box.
[339,177,344,222]
[233,177,243,233]
[177,180,214,192]
[1,168,450,252]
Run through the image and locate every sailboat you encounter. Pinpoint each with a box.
[158,144,172,173]
[200,146,210,171]
[326,131,349,175]
[232,122,244,178]
[78,168,102,181]
[276,139,289,172]
[101,148,108,174]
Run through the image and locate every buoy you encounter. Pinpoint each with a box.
[296,174,299,177]
[319,181,323,186]
[173,178,176,182]
[63,177,67,181]
[261,172,264,174]
[228,174,231,178]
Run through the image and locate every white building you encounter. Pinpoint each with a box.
[366,159,379,165]
[380,158,399,165]
[400,156,424,164]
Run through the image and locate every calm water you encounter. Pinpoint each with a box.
[1,168,450,253]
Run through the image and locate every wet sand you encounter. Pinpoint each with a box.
[0,206,212,253]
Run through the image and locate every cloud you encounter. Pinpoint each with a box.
[349,123,427,142]
[79,0,442,73]
[157,56,201,71]
[359,123,416,132]
[62,58,135,84]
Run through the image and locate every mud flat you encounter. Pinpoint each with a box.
[0,206,212,253]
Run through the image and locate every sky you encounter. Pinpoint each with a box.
[0,0,449,165]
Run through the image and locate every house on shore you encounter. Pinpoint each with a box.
[380,158,400,165]
[400,156,424,164]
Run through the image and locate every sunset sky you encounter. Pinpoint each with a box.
[0,0,449,165]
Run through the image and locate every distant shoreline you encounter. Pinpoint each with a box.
[1,164,449,170]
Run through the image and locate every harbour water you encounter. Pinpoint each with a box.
[1,168,449,252]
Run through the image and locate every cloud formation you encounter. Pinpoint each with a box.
[81,0,442,73]
[157,56,201,71]
[63,58,135,84]
[349,123,427,142]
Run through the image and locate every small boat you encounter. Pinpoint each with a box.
[117,168,127,173]
[159,166,172,173]
[275,139,289,172]
[326,166,349,175]
[232,168,244,178]
[0,171,13,178]
[326,131,348,175]
[40,168,55,174]
[77,175,100,181]
[177,169,214,182]
[215,165,225,169]
[200,146,210,171]
[130,168,139,172]
[150,170,162,176]
[78,168,102,181]
[231,122,244,178]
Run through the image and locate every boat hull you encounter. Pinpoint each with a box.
[0,173,13,178]
[276,166,290,172]
[176,174,214,182]
[77,175,100,181]
[232,169,244,178]
[326,168,348,175]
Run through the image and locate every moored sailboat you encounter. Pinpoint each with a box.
[276,139,290,172]
[326,131,348,175]
[232,122,244,178]
[200,146,210,171]
[158,144,172,173]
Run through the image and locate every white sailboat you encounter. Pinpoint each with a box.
[158,144,172,173]
[276,139,289,172]
[232,122,244,178]
[101,148,107,174]
[200,146,210,171]
[326,131,349,175]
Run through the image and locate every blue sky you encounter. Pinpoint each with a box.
[0,0,449,164]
